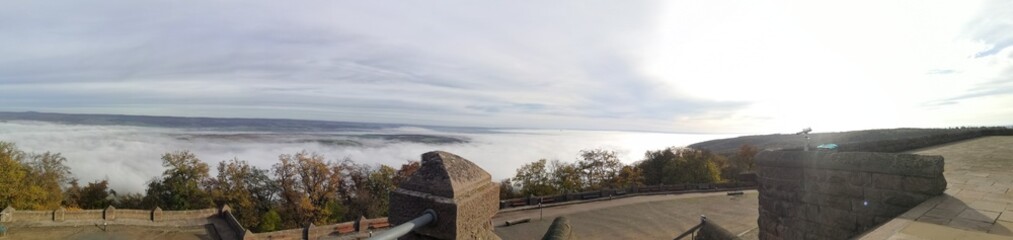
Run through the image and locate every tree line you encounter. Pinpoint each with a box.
[1,140,759,233]
[0,141,418,233]
[500,145,758,199]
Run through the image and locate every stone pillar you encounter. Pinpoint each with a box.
[303,223,314,240]
[0,206,13,223]
[152,207,163,222]
[54,207,65,222]
[356,216,368,233]
[104,206,116,221]
[389,151,501,240]
[218,204,231,216]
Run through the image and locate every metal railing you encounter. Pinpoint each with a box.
[673,215,706,240]
[367,209,437,240]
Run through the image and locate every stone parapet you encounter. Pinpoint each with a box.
[756,151,946,240]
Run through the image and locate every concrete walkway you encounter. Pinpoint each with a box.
[860,136,1013,239]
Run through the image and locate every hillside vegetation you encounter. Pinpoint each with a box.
[689,127,1013,155]
[0,141,417,233]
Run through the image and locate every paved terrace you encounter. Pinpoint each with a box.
[493,191,759,239]
[861,136,1013,239]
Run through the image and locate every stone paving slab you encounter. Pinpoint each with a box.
[860,137,1013,239]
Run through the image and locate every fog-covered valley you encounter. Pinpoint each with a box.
[0,119,728,193]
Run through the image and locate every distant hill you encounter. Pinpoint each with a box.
[0,111,484,133]
[689,127,1013,155]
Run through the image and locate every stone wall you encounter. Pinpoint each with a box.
[219,206,249,239]
[117,209,151,221]
[161,208,217,221]
[756,151,946,240]
[250,227,303,239]
[62,209,103,221]
[0,206,217,224]
[242,217,387,240]
[12,210,50,222]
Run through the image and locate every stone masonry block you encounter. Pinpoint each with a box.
[805,204,821,222]
[0,206,12,223]
[756,151,814,168]
[805,181,863,198]
[824,170,849,184]
[803,192,852,211]
[152,207,163,222]
[814,153,866,172]
[816,201,858,231]
[903,176,947,195]
[871,173,904,190]
[845,171,871,187]
[804,169,827,182]
[54,207,65,222]
[105,205,116,221]
[389,151,500,240]
[764,166,804,180]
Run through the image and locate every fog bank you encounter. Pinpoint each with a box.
[0,121,728,193]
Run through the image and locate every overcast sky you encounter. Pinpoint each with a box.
[1,1,1010,133]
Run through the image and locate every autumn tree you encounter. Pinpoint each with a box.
[639,148,675,185]
[550,160,583,193]
[685,150,724,183]
[512,159,557,196]
[63,179,83,208]
[393,160,420,186]
[364,165,397,217]
[258,209,283,232]
[209,158,278,231]
[114,193,148,209]
[0,141,28,209]
[637,147,723,185]
[577,149,623,190]
[145,150,214,210]
[499,179,518,199]
[612,165,644,188]
[0,142,72,210]
[273,151,343,227]
[340,162,384,220]
[735,144,758,171]
[336,160,425,219]
[76,179,114,209]
[22,152,72,210]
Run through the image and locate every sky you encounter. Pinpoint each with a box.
[1,0,1011,134]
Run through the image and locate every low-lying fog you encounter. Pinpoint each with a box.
[0,121,730,193]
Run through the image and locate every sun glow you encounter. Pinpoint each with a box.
[639,0,996,132]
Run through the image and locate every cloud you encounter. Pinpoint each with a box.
[1,0,746,132]
[0,121,727,193]
[916,0,1013,110]
[1,0,1010,133]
